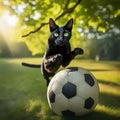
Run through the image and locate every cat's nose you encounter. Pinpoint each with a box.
[59,39,63,42]
[57,37,63,43]
[58,36,63,41]
[55,39,64,46]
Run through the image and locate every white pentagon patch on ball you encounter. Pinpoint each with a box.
[47,67,99,116]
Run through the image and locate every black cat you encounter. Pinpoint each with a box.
[22,18,84,86]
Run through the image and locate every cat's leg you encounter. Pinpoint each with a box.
[41,54,63,86]
[71,48,84,59]
[62,48,84,67]
[44,54,63,73]
[41,62,56,86]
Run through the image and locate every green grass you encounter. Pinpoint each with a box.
[0,58,120,120]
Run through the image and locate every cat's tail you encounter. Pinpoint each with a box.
[21,62,41,68]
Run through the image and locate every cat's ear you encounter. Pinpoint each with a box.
[49,18,58,32]
[64,18,73,31]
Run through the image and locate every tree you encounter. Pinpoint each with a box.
[1,0,120,59]
[0,33,11,57]
[0,32,33,57]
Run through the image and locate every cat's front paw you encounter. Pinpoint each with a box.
[53,54,63,62]
[74,48,84,55]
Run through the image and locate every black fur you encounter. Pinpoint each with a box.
[22,18,84,86]
[22,62,41,68]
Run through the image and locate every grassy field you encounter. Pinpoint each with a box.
[0,58,120,120]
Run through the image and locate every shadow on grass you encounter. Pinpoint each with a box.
[89,69,120,72]
[1,91,120,120]
[0,103,42,120]
[99,92,120,108]
[98,79,120,87]
[0,59,120,120]
[61,111,120,120]
[1,104,120,120]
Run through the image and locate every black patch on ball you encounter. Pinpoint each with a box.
[62,110,75,116]
[84,74,95,86]
[84,97,94,109]
[62,82,76,99]
[49,90,55,103]
[67,67,78,72]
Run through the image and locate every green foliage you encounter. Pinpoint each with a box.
[1,0,120,58]
[85,30,120,60]
[0,33,32,57]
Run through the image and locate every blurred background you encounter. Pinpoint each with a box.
[0,0,120,60]
[0,0,120,120]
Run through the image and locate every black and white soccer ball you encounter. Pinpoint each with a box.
[47,67,99,116]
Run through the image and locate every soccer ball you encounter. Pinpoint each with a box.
[47,67,99,116]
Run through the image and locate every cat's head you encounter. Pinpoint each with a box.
[49,18,73,46]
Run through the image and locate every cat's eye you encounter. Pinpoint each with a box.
[64,32,69,37]
[54,33,59,37]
